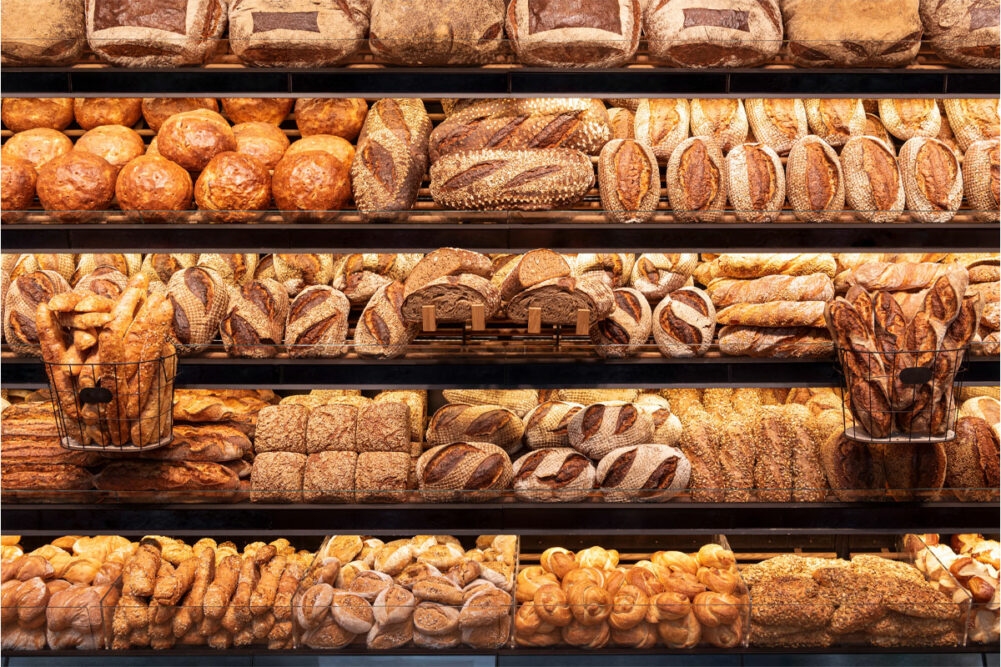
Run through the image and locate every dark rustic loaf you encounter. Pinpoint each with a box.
[86,0,227,67]
[333,253,423,306]
[219,278,290,359]
[229,0,368,67]
[943,416,1000,501]
[595,444,690,503]
[920,0,1000,68]
[495,249,572,304]
[590,287,652,359]
[1,0,84,65]
[820,431,886,501]
[354,281,418,359]
[166,266,229,355]
[401,274,501,324]
[369,0,505,65]
[645,0,783,67]
[666,137,727,222]
[429,148,594,211]
[506,276,615,326]
[284,285,350,359]
[598,139,660,224]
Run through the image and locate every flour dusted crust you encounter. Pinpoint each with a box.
[505,0,640,68]
[645,0,782,67]
[1,0,85,65]
[369,0,505,65]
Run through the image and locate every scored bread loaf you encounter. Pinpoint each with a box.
[497,250,572,302]
[416,441,513,502]
[522,401,585,449]
[716,301,827,328]
[943,416,1000,502]
[596,444,690,503]
[689,99,749,155]
[753,408,794,502]
[568,401,654,460]
[401,274,501,324]
[572,253,635,288]
[2,0,84,66]
[898,137,963,223]
[196,254,258,286]
[865,113,894,149]
[962,140,1000,223]
[425,404,525,454]
[284,285,350,358]
[140,254,197,285]
[4,270,71,356]
[165,266,228,355]
[73,267,128,299]
[86,0,226,67]
[504,0,640,68]
[598,139,660,224]
[644,0,782,67]
[590,287,652,359]
[651,287,716,358]
[943,99,999,152]
[369,0,505,66]
[441,389,539,418]
[354,281,417,359]
[666,136,727,222]
[920,0,1000,69]
[635,394,682,446]
[228,0,367,67]
[840,136,906,223]
[695,254,838,283]
[706,274,835,308]
[73,254,142,283]
[332,253,423,306]
[219,278,290,359]
[629,253,697,304]
[726,142,785,223]
[785,135,846,223]
[634,99,690,164]
[512,448,595,502]
[429,148,594,211]
[877,440,947,501]
[9,254,74,283]
[745,99,808,156]
[717,325,832,358]
[878,99,942,141]
[820,431,886,501]
[506,276,615,326]
[272,254,336,297]
[677,411,724,502]
[804,99,865,148]
[835,261,966,292]
[608,107,635,140]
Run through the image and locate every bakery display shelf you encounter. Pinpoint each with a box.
[4,502,996,536]
[4,221,998,253]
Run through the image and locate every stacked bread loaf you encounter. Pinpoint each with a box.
[953,254,1001,354]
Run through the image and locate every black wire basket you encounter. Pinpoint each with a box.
[42,351,179,452]
[833,344,967,444]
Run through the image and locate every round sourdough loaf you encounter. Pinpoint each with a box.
[962,140,1000,222]
[804,99,865,148]
[0,155,36,223]
[74,125,144,175]
[1,98,73,132]
[651,286,715,358]
[598,139,660,224]
[416,441,513,502]
[689,99,749,154]
[568,401,654,460]
[920,0,1001,69]
[75,266,127,299]
[333,253,422,307]
[8,254,74,283]
[2,129,73,171]
[629,254,697,304]
[726,142,785,223]
[785,135,845,223]
[590,287,652,359]
[232,122,289,170]
[354,281,417,359]
[220,98,293,125]
[943,99,1000,151]
[878,99,942,141]
[666,137,727,222]
[141,98,219,133]
[840,136,906,223]
[284,285,350,359]
[745,99,808,156]
[645,0,782,67]
[272,254,336,296]
[369,0,506,66]
[596,444,691,502]
[635,393,683,446]
[36,151,116,222]
[73,98,142,130]
[512,448,595,502]
[634,99,690,164]
[158,109,236,172]
[523,401,584,449]
[116,155,194,223]
[166,266,228,355]
[272,151,351,223]
[194,151,271,223]
[3,270,70,356]
[72,253,141,282]
[425,404,524,454]
[898,137,963,223]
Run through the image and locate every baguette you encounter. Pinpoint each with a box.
[836,261,967,293]
[716,301,827,328]
[694,254,837,284]
[716,325,832,358]
[706,274,834,308]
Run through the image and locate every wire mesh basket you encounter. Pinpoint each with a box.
[42,351,179,452]
[833,345,968,444]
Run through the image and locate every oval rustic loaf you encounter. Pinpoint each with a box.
[416,441,513,502]
[962,139,1000,223]
[598,139,660,224]
[512,447,595,502]
[568,401,654,460]
[425,404,525,454]
[943,98,1000,151]
[523,401,584,449]
[645,0,782,67]
[589,287,652,359]
[166,266,228,355]
[898,137,963,223]
[666,137,727,222]
[726,142,785,223]
[354,281,417,359]
[746,98,808,156]
[219,278,290,359]
[840,136,905,223]
[785,135,845,223]
[284,285,350,359]
[651,286,716,358]
[804,99,865,147]
[878,99,942,141]
[596,444,691,503]
[634,99,690,164]
[689,99,749,154]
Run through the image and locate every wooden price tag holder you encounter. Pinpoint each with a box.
[575,309,589,336]
[420,304,486,333]
[470,303,485,331]
[421,305,436,332]
[527,307,542,334]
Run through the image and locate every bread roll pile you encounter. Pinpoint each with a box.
[513,543,749,649]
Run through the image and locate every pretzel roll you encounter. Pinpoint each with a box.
[898,137,963,223]
[158,109,236,172]
[804,99,865,148]
[841,136,905,223]
[512,448,596,502]
[652,287,716,358]
[4,270,70,356]
[73,98,142,130]
[166,266,228,355]
[232,122,289,171]
[425,404,525,454]
[591,287,652,359]
[962,139,1000,223]
[666,136,727,222]
[196,254,258,286]
[523,401,584,449]
[596,444,691,503]
[746,99,808,156]
[879,99,942,141]
[115,155,193,223]
[1,98,73,132]
[36,151,116,222]
[1,155,36,223]
[284,285,350,359]
[194,152,271,224]
[416,442,513,502]
[726,142,785,223]
[568,402,653,460]
[689,99,748,155]
[540,548,576,580]
[1,128,72,172]
[943,98,1000,152]
[272,254,336,297]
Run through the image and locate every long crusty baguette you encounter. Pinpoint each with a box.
[694,254,837,284]
[716,301,827,328]
[705,274,834,307]
[834,261,968,293]
[716,325,832,358]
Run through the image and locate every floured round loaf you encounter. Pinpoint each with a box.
[666,137,727,222]
[369,0,505,66]
[746,99,808,156]
[401,274,502,324]
[568,401,654,460]
[804,99,865,148]
[943,99,1000,151]
[512,448,595,502]
[74,267,128,299]
[785,135,845,223]
[878,99,942,141]
[634,99,690,164]
[425,404,525,454]
[645,0,782,67]
[416,441,513,502]
[598,139,660,224]
[354,281,417,360]
[1,0,84,66]
[651,286,715,358]
[523,401,584,449]
[962,140,1000,222]
[635,393,683,446]
[506,276,615,325]
[629,254,697,303]
[505,0,640,68]
[284,285,350,359]
[590,287,652,359]
[689,99,749,154]
[596,444,690,503]
[920,0,1000,69]
[898,137,963,223]
[726,142,785,223]
[166,266,228,355]
[840,136,906,223]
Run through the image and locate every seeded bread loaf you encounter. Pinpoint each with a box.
[590,287,652,359]
[804,99,865,148]
[354,281,418,359]
[250,452,306,503]
[898,137,963,224]
[726,142,785,223]
[219,278,290,359]
[304,451,357,503]
[598,139,660,224]
[943,416,1000,501]
[840,136,906,224]
[634,99,690,164]
[568,401,654,460]
[506,276,615,326]
[166,266,228,355]
[596,444,690,503]
[497,250,573,302]
[425,404,524,454]
[284,285,350,359]
[629,253,698,304]
[785,135,846,223]
[746,98,808,156]
[401,274,501,324]
[512,448,595,502]
[645,0,782,67]
[651,286,716,358]
[962,140,1000,222]
[522,401,584,449]
[677,411,724,502]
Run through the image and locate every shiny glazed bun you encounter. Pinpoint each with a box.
[157,109,237,172]
[221,98,294,125]
[1,155,37,223]
[2,98,74,131]
[36,150,116,221]
[141,98,219,132]
[2,129,73,170]
[294,98,368,140]
[272,150,351,222]
[74,125,145,174]
[233,122,290,170]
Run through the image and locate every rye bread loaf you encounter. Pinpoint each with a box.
[332,253,423,306]
[726,142,785,223]
[695,254,838,283]
[401,274,502,324]
[785,135,846,223]
[86,0,227,67]
[512,447,595,502]
[943,416,1000,501]
[404,248,493,293]
[943,99,1000,152]
[898,137,963,223]
[506,276,615,326]
[596,444,690,503]
[219,278,290,359]
[689,99,749,155]
[229,0,368,67]
[425,404,525,454]
[416,441,513,502]
[504,0,641,68]
[572,253,635,288]
[634,99,690,164]
[677,410,724,502]
[716,301,827,328]
[745,98,808,156]
[497,250,572,302]
[840,136,906,223]
[568,401,654,460]
[4,270,71,357]
[804,99,865,148]
[429,148,594,211]
[165,266,228,355]
[629,253,698,303]
[666,136,728,222]
[590,287,652,358]
[706,274,835,307]
[877,440,947,501]
[878,99,943,141]
[920,0,1000,69]
[652,286,716,357]
[644,0,782,67]
[442,389,539,417]
[353,282,416,360]
[962,140,1000,222]
[284,285,350,358]
[1,0,84,65]
[782,0,922,67]
[369,0,505,66]
[598,139,661,224]
[523,401,585,449]
[717,325,832,358]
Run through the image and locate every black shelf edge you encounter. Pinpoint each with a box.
[3,502,996,535]
[2,67,998,97]
[3,223,998,253]
[4,356,997,389]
